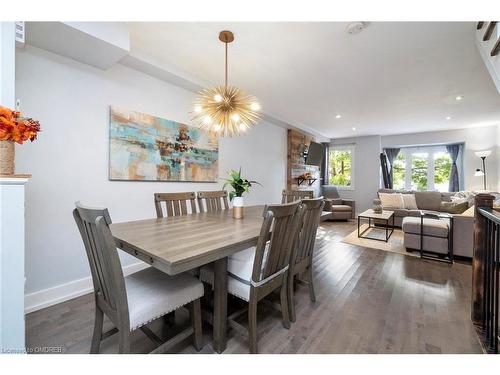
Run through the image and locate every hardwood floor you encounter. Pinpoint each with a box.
[25,220,483,354]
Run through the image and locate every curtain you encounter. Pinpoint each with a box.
[446,143,461,192]
[380,153,391,188]
[384,148,401,189]
[321,142,329,185]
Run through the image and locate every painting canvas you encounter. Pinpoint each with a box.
[109,107,218,182]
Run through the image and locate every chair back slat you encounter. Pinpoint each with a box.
[281,189,313,203]
[154,192,197,218]
[73,202,129,327]
[252,201,304,283]
[197,191,229,213]
[292,198,325,267]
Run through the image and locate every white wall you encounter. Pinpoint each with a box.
[497,124,500,192]
[1,22,26,351]
[382,126,499,192]
[15,45,287,304]
[331,135,382,213]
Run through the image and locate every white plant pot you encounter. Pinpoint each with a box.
[233,196,244,207]
[232,196,244,219]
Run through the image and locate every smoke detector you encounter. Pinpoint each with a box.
[346,22,369,35]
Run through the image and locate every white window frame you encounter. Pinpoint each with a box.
[391,144,462,192]
[328,144,355,191]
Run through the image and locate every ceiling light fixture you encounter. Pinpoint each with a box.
[352,127,356,131]
[335,114,342,119]
[455,95,464,101]
[446,116,451,120]
[191,30,261,137]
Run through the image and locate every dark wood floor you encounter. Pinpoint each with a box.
[26,221,483,354]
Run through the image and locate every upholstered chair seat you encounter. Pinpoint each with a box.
[200,245,269,301]
[125,267,204,331]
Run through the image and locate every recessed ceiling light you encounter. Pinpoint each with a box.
[352,127,356,131]
[335,114,342,119]
[455,95,464,101]
[445,116,451,120]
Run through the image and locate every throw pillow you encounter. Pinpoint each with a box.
[401,194,418,210]
[440,201,469,214]
[379,193,404,209]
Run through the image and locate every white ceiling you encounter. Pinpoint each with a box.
[128,22,500,139]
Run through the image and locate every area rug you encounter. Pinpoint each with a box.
[341,224,418,258]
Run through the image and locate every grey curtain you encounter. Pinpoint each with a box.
[384,148,401,189]
[321,142,329,185]
[446,143,460,192]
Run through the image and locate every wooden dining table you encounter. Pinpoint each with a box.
[110,205,266,353]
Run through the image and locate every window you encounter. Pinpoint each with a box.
[329,145,354,189]
[392,152,406,190]
[434,152,452,192]
[411,152,429,191]
[387,144,460,192]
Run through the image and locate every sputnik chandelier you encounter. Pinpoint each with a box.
[191,30,261,137]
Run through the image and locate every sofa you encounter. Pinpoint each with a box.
[321,185,355,220]
[376,188,474,258]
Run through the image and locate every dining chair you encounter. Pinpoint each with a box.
[73,202,204,354]
[154,192,197,218]
[197,190,229,213]
[287,197,325,322]
[200,201,305,353]
[281,189,313,203]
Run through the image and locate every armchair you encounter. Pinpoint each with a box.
[321,185,355,220]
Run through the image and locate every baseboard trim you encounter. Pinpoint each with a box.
[24,261,149,314]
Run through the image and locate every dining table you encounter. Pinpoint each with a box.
[110,205,266,353]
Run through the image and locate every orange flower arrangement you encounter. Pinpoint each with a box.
[0,105,41,144]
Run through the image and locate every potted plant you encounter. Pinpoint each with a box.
[0,106,41,175]
[222,168,261,219]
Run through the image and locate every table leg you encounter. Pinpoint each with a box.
[213,257,228,353]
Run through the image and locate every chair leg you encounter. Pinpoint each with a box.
[190,299,203,351]
[90,305,104,354]
[248,300,258,354]
[202,282,212,308]
[287,274,296,323]
[280,281,291,329]
[118,330,131,354]
[307,267,316,303]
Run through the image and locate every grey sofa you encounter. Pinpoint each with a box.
[376,188,473,258]
[321,185,355,221]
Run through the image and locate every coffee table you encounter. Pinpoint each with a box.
[357,209,395,242]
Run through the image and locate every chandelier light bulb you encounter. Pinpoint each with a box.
[250,103,260,111]
[214,94,222,102]
[203,116,212,125]
[194,105,202,113]
[231,113,240,121]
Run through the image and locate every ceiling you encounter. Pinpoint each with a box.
[128,22,500,139]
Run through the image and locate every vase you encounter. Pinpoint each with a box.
[0,141,15,175]
[233,196,244,219]
[372,198,383,214]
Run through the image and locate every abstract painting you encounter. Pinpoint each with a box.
[109,107,218,182]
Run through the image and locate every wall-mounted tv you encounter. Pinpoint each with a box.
[305,142,325,166]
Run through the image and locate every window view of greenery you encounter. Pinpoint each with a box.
[411,153,429,191]
[387,147,454,191]
[392,152,406,190]
[329,149,352,187]
[434,152,452,192]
